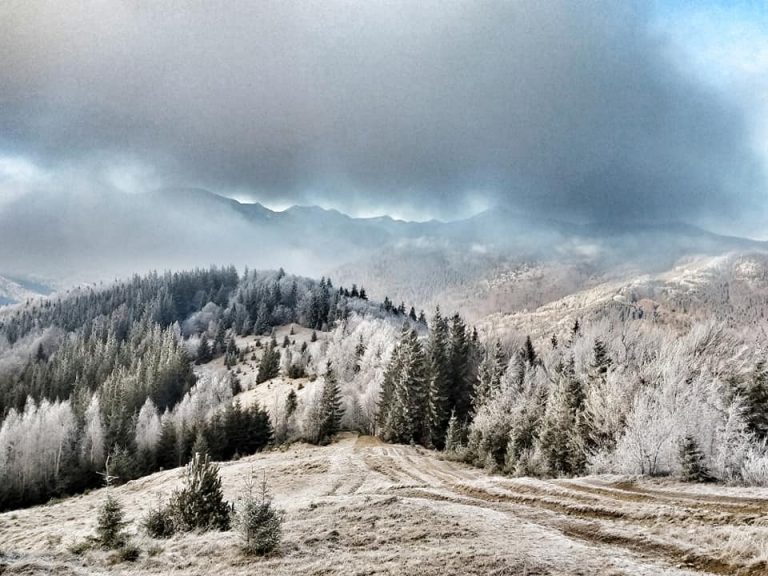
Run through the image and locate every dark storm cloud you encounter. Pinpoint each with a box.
[0,0,763,222]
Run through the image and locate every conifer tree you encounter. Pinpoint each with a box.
[742,361,768,440]
[380,326,429,444]
[426,308,451,447]
[196,334,213,365]
[679,435,712,482]
[157,419,179,470]
[285,389,298,417]
[539,357,586,476]
[256,340,280,383]
[168,452,231,532]
[444,410,462,453]
[317,362,343,443]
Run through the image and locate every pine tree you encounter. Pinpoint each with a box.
[427,308,451,447]
[475,341,506,410]
[318,362,343,443]
[380,326,429,444]
[168,452,231,531]
[539,357,586,476]
[742,361,768,440]
[157,419,178,470]
[256,340,281,383]
[444,410,462,453]
[521,335,537,366]
[447,314,474,425]
[196,334,213,364]
[285,389,298,417]
[679,435,712,482]
[191,429,210,459]
[96,493,128,549]
[235,472,283,556]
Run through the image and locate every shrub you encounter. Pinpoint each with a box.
[143,501,175,539]
[168,453,232,532]
[234,473,283,556]
[96,493,128,549]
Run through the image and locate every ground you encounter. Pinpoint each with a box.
[1,433,767,576]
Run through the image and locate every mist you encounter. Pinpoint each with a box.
[0,0,764,226]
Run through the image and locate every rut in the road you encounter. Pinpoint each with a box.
[362,442,768,576]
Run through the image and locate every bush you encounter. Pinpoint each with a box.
[96,493,128,549]
[143,501,175,539]
[167,453,232,532]
[234,474,283,556]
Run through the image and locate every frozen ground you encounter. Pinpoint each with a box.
[1,433,767,576]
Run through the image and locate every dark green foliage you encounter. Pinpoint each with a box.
[379,326,430,445]
[156,420,179,470]
[143,501,175,539]
[96,493,128,549]
[285,389,298,417]
[740,361,768,441]
[191,429,210,459]
[444,410,462,452]
[540,357,587,476]
[317,362,343,443]
[310,330,318,343]
[256,340,281,383]
[522,335,537,366]
[234,474,283,556]
[167,453,232,532]
[196,334,213,364]
[679,435,712,482]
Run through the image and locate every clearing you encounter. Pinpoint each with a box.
[1,433,767,575]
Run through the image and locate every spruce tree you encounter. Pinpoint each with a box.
[168,452,231,531]
[427,309,451,447]
[285,389,298,417]
[256,340,280,383]
[679,435,711,482]
[96,493,128,549]
[380,327,428,444]
[444,410,462,453]
[318,362,343,443]
[539,357,586,476]
[196,334,213,364]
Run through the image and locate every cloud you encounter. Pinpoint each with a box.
[0,0,764,223]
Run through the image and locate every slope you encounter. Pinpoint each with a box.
[1,434,766,576]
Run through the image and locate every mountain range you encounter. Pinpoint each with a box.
[1,188,766,322]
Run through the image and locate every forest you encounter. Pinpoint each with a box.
[1,266,768,513]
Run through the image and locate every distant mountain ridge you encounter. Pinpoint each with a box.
[0,187,766,316]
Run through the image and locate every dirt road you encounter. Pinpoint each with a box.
[1,434,766,575]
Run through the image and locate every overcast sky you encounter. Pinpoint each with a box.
[1,0,767,232]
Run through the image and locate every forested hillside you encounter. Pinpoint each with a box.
[0,267,417,510]
[2,264,768,516]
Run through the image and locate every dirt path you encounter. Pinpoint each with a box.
[1,435,767,576]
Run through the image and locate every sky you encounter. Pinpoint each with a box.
[1,0,767,233]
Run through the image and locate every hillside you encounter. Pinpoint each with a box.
[1,433,766,576]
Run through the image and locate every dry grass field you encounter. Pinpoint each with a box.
[2,433,767,576]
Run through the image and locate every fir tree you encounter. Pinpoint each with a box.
[679,435,712,482]
[444,410,462,453]
[168,452,231,532]
[256,340,281,383]
[234,472,283,556]
[196,334,213,364]
[96,493,128,549]
[317,362,343,443]
[285,389,298,417]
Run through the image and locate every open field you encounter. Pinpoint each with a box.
[1,433,767,576]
